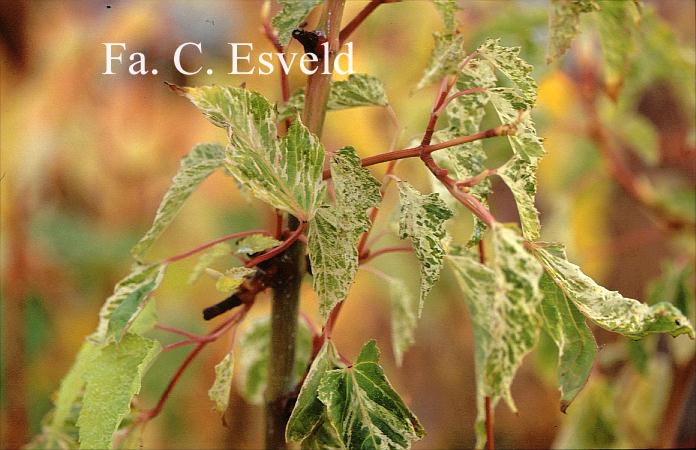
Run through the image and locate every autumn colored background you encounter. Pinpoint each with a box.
[1,1,694,448]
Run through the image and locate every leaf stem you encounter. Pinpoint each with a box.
[163,229,271,264]
[485,396,495,450]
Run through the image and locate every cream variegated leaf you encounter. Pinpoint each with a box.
[131,143,226,259]
[448,224,544,448]
[317,340,425,450]
[272,0,324,46]
[547,0,600,63]
[279,74,389,121]
[179,85,324,220]
[532,244,695,339]
[398,182,453,313]
[539,258,597,413]
[496,155,541,241]
[386,275,418,367]
[487,89,545,161]
[309,147,381,319]
[417,32,467,89]
[236,316,312,405]
[476,38,537,108]
[77,334,161,450]
[432,0,459,33]
[286,340,342,443]
[94,263,167,344]
[300,412,345,450]
[208,352,234,413]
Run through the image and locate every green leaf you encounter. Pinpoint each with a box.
[300,412,346,450]
[181,86,324,220]
[546,0,600,63]
[272,0,324,46]
[131,143,226,258]
[237,316,312,405]
[417,32,467,89]
[235,234,281,255]
[208,352,234,413]
[432,0,459,33]
[308,147,381,319]
[94,263,167,343]
[318,340,425,449]
[77,334,161,450]
[447,224,543,448]
[286,340,342,443]
[279,74,389,121]
[539,271,597,413]
[476,38,537,108]
[386,275,418,366]
[596,0,641,98]
[211,267,256,294]
[496,155,541,240]
[398,181,453,313]
[532,244,695,339]
[188,243,232,285]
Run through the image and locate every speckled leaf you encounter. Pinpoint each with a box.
[596,0,640,98]
[488,89,545,161]
[180,86,324,220]
[279,74,389,121]
[432,0,458,32]
[131,143,225,258]
[532,244,695,339]
[497,155,541,240]
[547,0,600,63]
[309,147,381,319]
[539,268,596,413]
[208,352,234,413]
[273,0,324,46]
[417,32,467,89]
[318,340,425,449]
[77,334,160,450]
[188,243,232,285]
[235,234,281,255]
[286,340,342,443]
[94,263,167,343]
[476,39,537,108]
[398,181,453,312]
[448,224,544,448]
[236,316,312,405]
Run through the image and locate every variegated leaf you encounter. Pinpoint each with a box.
[77,334,161,450]
[94,263,167,343]
[208,352,234,413]
[417,32,467,89]
[300,412,345,450]
[496,155,541,240]
[385,275,418,366]
[286,340,342,443]
[318,340,425,450]
[432,0,459,33]
[272,0,324,46]
[398,182,453,313]
[487,89,545,161]
[309,147,381,319]
[279,74,389,121]
[448,224,544,448]
[179,86,324,220]
[539,268,596,413]
[547,0,600,63]
[476,38,537,108]
[532,244,695,339]
[131,143,225,259]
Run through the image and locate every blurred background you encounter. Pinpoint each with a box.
[1,1,694,448]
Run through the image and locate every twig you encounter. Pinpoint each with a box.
[245,222,306,268]
[163,229,271,264]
